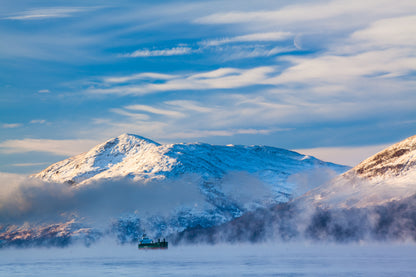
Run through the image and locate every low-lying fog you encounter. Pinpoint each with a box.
[1,240,415,277]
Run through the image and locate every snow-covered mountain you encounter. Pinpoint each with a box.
[33,133,348,200]
[304,134,416,208]
[26,134,349,242]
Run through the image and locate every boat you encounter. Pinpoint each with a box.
[138,233,168,250]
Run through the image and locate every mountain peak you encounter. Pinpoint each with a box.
[116,133,160,146]
[351,134,416,179]
[33,133,165,184]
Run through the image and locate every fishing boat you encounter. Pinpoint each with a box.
[138,234,168,250]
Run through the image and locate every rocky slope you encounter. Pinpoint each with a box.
[303,135,416,208]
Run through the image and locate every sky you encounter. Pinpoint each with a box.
[0,0,415,173]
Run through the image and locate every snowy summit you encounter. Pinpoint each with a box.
[33,133,348,201]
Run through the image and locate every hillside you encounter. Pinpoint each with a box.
[305,135,416,208]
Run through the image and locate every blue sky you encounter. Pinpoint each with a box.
[1,0,416,173]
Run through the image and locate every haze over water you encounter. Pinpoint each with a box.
[2,241,416,276]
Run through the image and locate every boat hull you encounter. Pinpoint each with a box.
[138,241,168,250]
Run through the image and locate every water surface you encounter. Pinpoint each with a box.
[1,241,415,276]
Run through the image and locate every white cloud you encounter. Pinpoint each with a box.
[263,14,416,87]
[124,104,185,118]
[2,123,22,129]
[95,92,298,141]
[30,119,46,124]
[189,68,241,79]
[270,49,416,85]
[88,66,276,96]
[10,162,50,167]
[37,89,50,93]
[120,32,292,61]
[202,32,292,46]
[122,47,192,57]
[104,73,176,84]
[3,0,411,151]
[163,128,275,139]
[218,46,294,60]
[351,15,416,48]
[109,109,150,121]
[84,1,416,146]
[196,0,416,26]
[0,139,100,156]
[4,7,91,20]
[164,100,215,113]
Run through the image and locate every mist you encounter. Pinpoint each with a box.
[172,193,416,245]
[1,169,415,249]
[2,240,416,277]
[0,172,209,248]
[0,174,205,223]
[0,170,278,248]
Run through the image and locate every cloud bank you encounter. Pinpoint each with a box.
[0,170,276,247]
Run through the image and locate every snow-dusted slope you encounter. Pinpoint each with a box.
[305,135,416,208]
[33,134,168,184]
[34,133,347,195]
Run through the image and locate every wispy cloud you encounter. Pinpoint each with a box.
[2,0,415,164]
[37,89,50,93]
[109,109,150,121]
[2,123,22,129]
[266,14,416,87]
[270,49,416,85]
[104,73,176,84]
[121,46,192,57]
[120,32,292,60]
[350,15,416,48]
[196,0,416,26]
[211,45,295,60]
[124,104,185,118]
[162,128,275,139]
[10,162,50,167]
[4,7,92,20]
[88,66,276,96]
[164,100,215,113]
[30,119,46,124]
[84,0,416,150]
[0,139,99,156]
[202,32,292,46]
[94,93,295,141]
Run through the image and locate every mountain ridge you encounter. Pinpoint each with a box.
[33,133,349,190]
